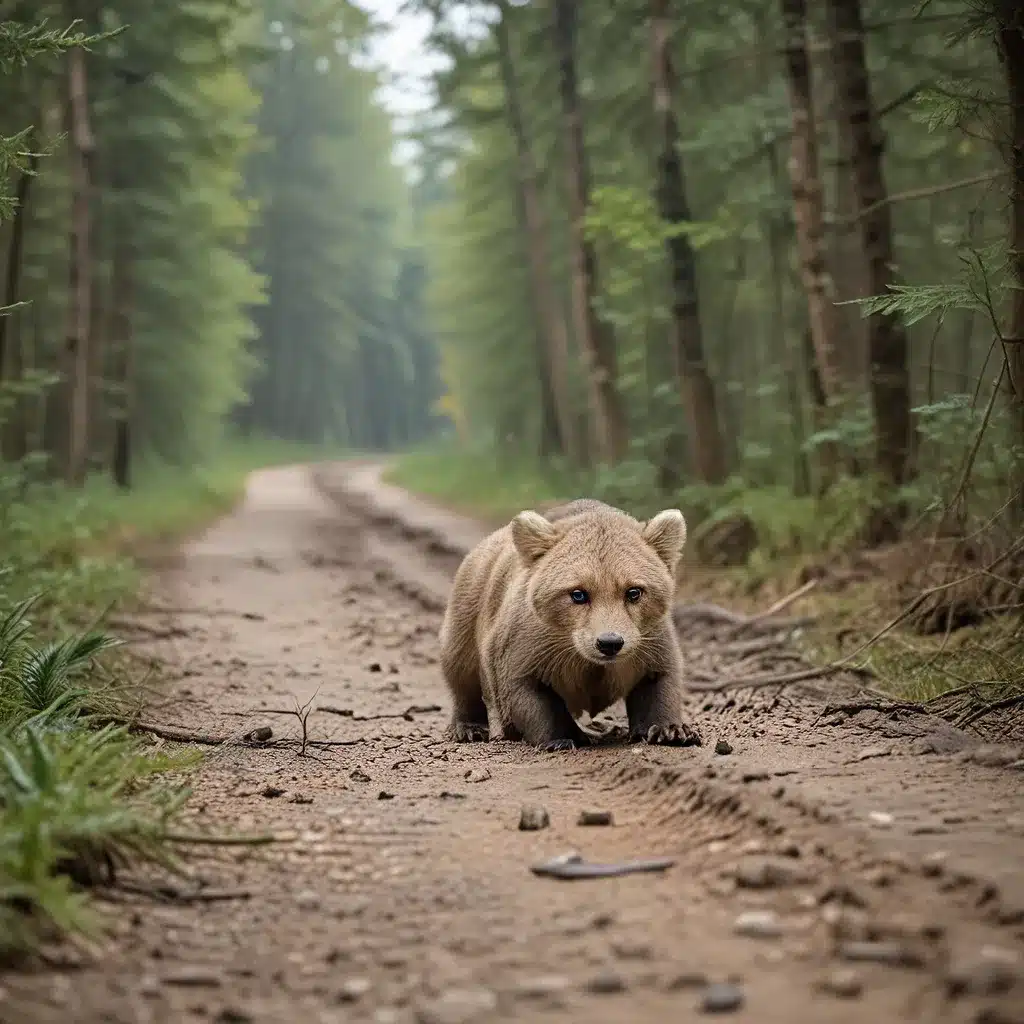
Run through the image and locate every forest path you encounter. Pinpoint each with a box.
[3,462,1022,1024]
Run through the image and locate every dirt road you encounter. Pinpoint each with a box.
[3,462,1023,1024]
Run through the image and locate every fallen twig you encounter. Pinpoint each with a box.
[115,882,253,903]
[531,851,676,880]
[687,662,872,694]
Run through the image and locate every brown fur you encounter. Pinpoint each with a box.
[438,498,701,751]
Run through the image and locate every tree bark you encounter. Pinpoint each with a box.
[495,0,578,463]
[62,41,95,486]
[994,6,1024,518]
[551,0,628,465]
[649,0,728,484]
[780,0,845,405]
[110,230,134,489]
[827,0,912,493]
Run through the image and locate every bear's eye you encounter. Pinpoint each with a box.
[569,588,590,605]
[625,587,644,604]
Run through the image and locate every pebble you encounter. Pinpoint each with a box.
[732,856,815,889]
[260,785,285,799]
[464,768,491,783]
[856,745,892,761]
[162,967,223,987]
[519,805,550,831]
[338,978,373,1002]
[666,971,708,990]
[578,809,613,826]
[244,726,273,743]
[611,939,652,960]
[216,1010,254,1023]
[946,948,1023,997]
[416,987,498,1024]
[584,970,627,994]
[970,745,1022,768]
[289,792,313,804]
[839,940,923,968]
[700,982,744,1013]
[868,811,894,827]
[513,975,571,1000]
[816,968,863,999]
[295,890,322,911]
[714,739,733,755]
[733,910,782,939]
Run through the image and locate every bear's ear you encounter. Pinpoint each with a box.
[642,508,687,571]
[511,510,558,563]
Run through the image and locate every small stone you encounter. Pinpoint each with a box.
[288,792,313,804]
[416,986,498,1024]
[519,805,550,830]
[578,809,613,827]
[733,910,782,938]
[350,769,371,783]
[369,662,382,672]
[666,971,708,991]
[260,785,285,799]
[839,940,923,968]
[584,971,627,994]
[700,982,744,1013]
[946,948,1023,998]
[816,968,863,999]
[378,791,395,800]
[971,745,1022,768]
[868,811,894,827]
[217,1010,254,1023]
[732,856,815,889]
[611,939,652,959]
[244,726,273,743]
[714,739,733,755]
[513,975,570,1000]
[138,976,161,998]
[338,978,373,1002]
[464,768,491,783]
[162,967,222,988]
[856,745,892,761]
[295,890,322,911]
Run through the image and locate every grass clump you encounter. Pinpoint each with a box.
[0,596,195,960]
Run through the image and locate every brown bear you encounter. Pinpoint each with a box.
[438,497,701,751]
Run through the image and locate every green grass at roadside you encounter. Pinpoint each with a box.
[0,438,332,962]
[386,442,579,524]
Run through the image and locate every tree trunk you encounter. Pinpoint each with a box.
[110,231,134,489]
[62,41,95,486]
[995,7,1024,518]
[780,0,845,404]
[826,0,912,494]
[551,0,628,465]
[0,139,38,382]
[495,0,578,463]
[1,134,39,462]
[648,0,728,484]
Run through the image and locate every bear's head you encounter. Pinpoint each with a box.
[510,504,686,666]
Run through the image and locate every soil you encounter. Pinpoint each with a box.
[2,461,1023,1024]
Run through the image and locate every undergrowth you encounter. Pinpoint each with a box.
[0,437,324,960]
[0,598,197,960]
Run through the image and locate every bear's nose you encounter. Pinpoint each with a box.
[595,632,625,658]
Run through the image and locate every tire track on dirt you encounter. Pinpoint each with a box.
[2,463,1021,1024]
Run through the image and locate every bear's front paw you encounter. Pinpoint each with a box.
[536,738,580,753]
[631,722,702,747]
[446,720,490,743]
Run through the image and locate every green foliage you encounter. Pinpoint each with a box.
[0,598,194,960]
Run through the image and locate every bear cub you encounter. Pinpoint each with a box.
[438,497,701,751]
